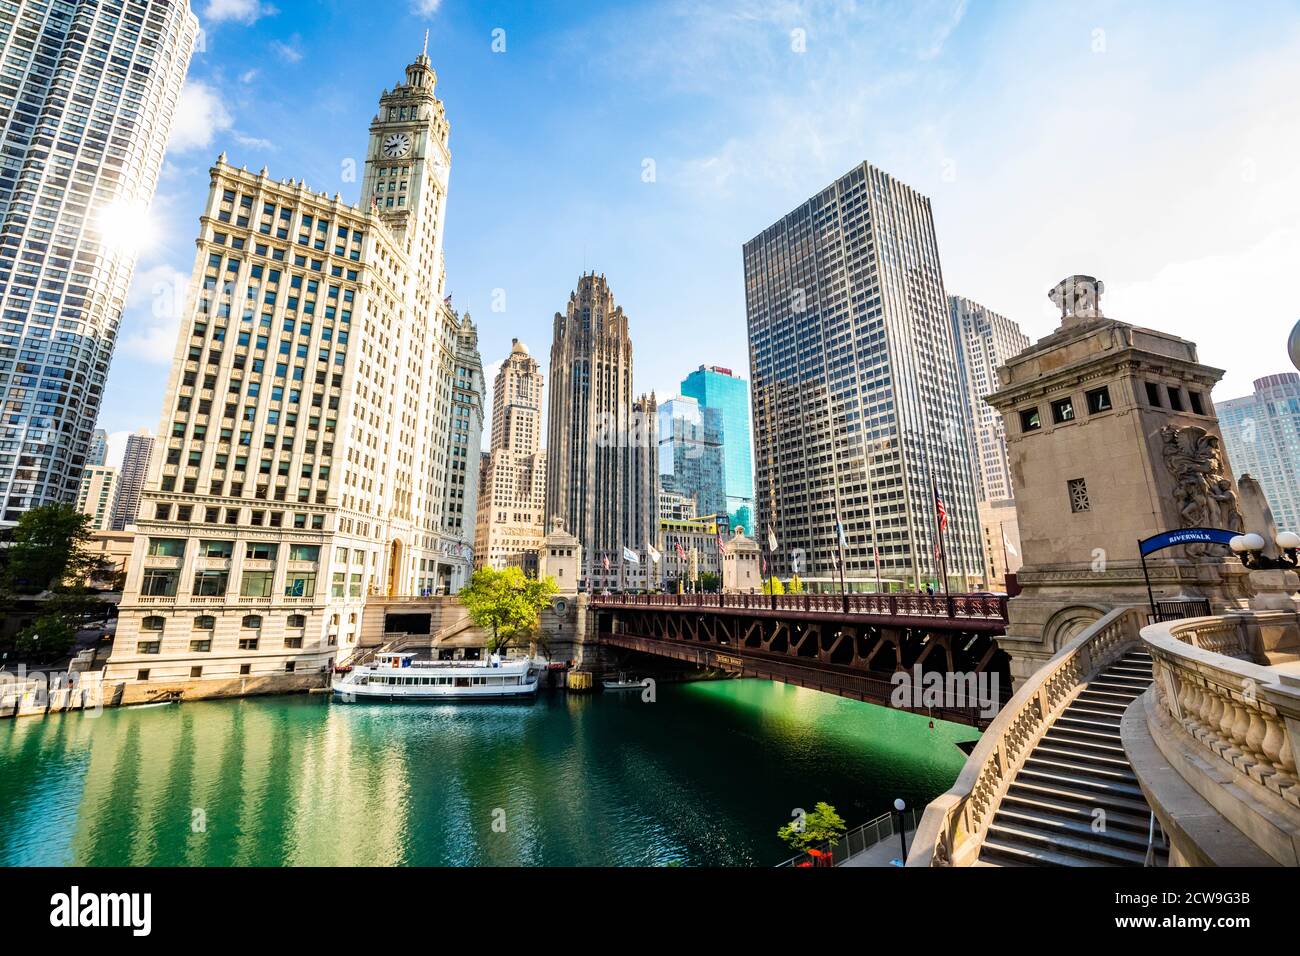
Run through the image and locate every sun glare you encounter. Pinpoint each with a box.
[95,197,157,256]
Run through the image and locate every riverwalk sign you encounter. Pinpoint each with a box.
[1136,527,1238,615]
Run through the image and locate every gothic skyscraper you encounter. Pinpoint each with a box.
[106,49,483,688]
[545,273,658,589]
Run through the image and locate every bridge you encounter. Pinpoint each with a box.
[591,592,1012,727]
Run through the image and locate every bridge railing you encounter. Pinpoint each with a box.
[591,591,1008,622]
[775,807,921,867]
[907,605,1146,866]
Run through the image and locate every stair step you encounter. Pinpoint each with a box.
[992,807,1155,850]
[980,837,1092,867]
[1018,766,1145,799]
[1056,714,1124,734]
[1007,780,1153,818]
[1089,679,1149,694]
[1041,730,1127,757]
[1025,755,1138,784]
[1078,687,1143,704]
[985,820,1152,866]
[1032,744,1136,772]
[1000,792,1152,833]
[1107,666,1153,681]
[1070,697,1129,715]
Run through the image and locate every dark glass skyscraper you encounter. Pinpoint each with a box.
[742,161,982,589]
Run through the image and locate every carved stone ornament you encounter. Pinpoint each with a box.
[1159,425,1245,551]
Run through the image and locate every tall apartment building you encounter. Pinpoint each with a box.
[658,395,725,519]
[107,426,152,529]
[1219,372,1300,532]
[474,339,546,572]
[544,273,658,589]
[88,428,108,466]
[105,49,483,685]
[681,364,754,533]
[75,462,117,530]
[0,0,197,524]
[743,161,983,589]
[950,296,1030,503]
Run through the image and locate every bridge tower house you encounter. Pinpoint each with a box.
[985,275,1248,684]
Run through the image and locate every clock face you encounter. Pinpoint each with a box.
[382,132,412,158]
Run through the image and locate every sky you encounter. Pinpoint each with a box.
[98,0,1300,465]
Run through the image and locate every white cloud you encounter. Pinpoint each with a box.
[202,0,276,25]
[104,431,134,470]
[412,0,443,14]
[239,68,259,84]
[235,132,276,151]
[270,37,303,63]
[118,264,192,365]
[168,80,233,152]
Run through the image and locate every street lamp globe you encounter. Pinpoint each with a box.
[1289,318,1300,372]
[1276,531,1300,551]
[894,798,906,812]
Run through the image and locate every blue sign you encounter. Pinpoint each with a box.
[1139,527,1238,557]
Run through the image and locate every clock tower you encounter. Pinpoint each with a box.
[362,38,451,297]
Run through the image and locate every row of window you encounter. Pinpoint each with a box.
[135,662,300,682]
[146,538,320,562]
[1020,382,1208,433]
[140,614,298,631]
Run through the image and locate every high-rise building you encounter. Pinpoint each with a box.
[681,365,754,533]
[743,161,983,589]
[658,395,726,520]
[1219,372,1300,532]
[659,487,697,521]
[0,0,198,524]
[475,339,546,572]
[76,463,118,530]
[950,296,1030,503]
[105,50,483,686]
[88,429,109,467]
[544,273,658,589]
[108,427,152,529]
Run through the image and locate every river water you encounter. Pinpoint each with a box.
[0,679,977,866]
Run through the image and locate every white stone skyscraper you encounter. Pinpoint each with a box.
[105,49,483,687]
[743,162,983,589]
[474,339,546,572]
[0,0,197,524]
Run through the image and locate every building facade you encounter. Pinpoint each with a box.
[681,364,754,533]
[0,0,197,524]
[658,394,726,520]
[544,273,658,590]
[658,515,725,589]
[88,428,108,467]
[105,50,483,686]
[474,339,546,572]
[743,161,983,590]
[75,463,117,530]
[108,426,152,529]
[1218,372,1300,533]
[950,296,1030,503]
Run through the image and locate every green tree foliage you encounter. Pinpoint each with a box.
[762,576,785,595]
[15,615,77,662]
[459,566,558,654]
[3,504,107,594]
[786,575,805,594]
[698,572,720,593]
[777,801,847,855]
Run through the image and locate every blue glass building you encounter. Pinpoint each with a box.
[681,365,755,534]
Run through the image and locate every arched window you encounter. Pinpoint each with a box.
[141,616,165,631]
[241,615,263,629]
[287,614,306,628]
[193,615,215,630]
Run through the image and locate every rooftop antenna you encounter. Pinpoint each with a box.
[422,29,429,57]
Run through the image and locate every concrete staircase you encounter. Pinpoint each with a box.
[979,649,1167,867]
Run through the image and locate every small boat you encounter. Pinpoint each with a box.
[602,673,644,691]
[332,652,541,701]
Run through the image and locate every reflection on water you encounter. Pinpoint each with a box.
[0,680,978,866]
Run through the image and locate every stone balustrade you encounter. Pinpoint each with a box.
[908,605,1146,866]
[1132,612,1300,865]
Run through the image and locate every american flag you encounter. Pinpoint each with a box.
[935,485,948,533]
[602,554,610,572]
[675,540,687,561]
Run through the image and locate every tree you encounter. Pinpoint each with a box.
[698,572,720,593]
[762,576,785,595]
[459,566,558,655]
[15,615,77,662]
[778,801,847,856]
[3,504,108,595]
[786,575,805,594]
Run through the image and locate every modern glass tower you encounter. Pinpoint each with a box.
[742,161,982,589]
[681,364,754,533]
[1219,372,1300,533]
[0,0,198,524]
[658,395,726,520]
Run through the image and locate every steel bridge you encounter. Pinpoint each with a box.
[591,592,1012,727]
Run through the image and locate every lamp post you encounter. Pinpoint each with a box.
[894,797,908,862]
[1229,531,1300,571]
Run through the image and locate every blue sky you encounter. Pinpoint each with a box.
[98,0,1300,464]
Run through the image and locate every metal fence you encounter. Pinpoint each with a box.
[775,808,920,867]
[1151,599,1212,624]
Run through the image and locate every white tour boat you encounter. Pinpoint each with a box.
[332,652,542,701]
